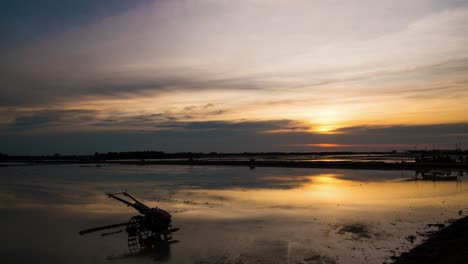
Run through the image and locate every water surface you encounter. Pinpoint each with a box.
[0,165,466,263]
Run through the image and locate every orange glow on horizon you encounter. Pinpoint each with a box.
[307,143,349,148]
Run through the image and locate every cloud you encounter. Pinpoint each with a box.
[1,1,468,108]
[3,109,306,134]
[1,115,467,154]
[9,110,97,130]
[337,123,468,135]
[1,1,468,154]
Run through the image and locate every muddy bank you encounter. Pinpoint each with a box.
[3,159,468,171]
[391,216,468,264]
[118,159,468,171]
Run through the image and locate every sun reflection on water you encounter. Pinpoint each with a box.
[0,165,467,264]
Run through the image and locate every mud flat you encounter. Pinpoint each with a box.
[112,159,468,171]
[3,159,468,171]
[391,216,468,264]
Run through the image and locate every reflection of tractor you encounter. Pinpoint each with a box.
[79,192,179,258]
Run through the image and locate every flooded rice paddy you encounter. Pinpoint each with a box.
[0,165,467,264]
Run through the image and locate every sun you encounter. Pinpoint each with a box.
[309,107,346,133]
[313,125,338,133]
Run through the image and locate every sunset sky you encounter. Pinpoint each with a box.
[1,0,468,154]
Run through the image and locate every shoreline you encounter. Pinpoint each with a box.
[391,215,468,264]
[1,159,468,171]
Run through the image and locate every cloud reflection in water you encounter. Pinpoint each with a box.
[0,165,466,263]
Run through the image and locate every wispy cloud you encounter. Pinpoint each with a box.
[1,1,468,153]
[2,110,467,154]
[2,1,468,105]
[9,110,97,131]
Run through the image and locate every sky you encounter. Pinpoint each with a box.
[1,0,468,155]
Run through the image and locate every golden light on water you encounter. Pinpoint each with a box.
[2,165,467,264]
[178,172,467,220]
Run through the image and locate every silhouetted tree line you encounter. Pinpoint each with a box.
[90,151,364,161]
[1,150,466,162]
[0,150,401,161]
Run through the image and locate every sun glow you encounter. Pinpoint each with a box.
[307,143,349,148]
[308,106,349,134]
[313,125,339,133]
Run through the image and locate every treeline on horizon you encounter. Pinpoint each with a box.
[0,149,467,161]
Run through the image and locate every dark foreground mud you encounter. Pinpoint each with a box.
[391,216,468,264]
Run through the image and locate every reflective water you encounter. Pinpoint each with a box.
[0,165,466,264]
[198,153,415,163]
